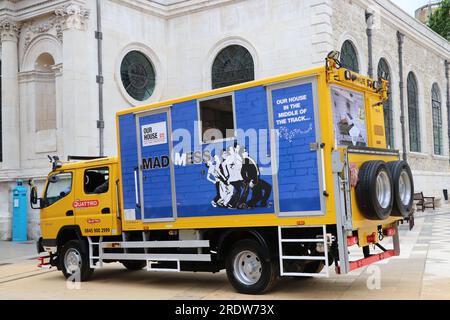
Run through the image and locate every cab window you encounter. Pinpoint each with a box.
[84,167,109,194]
[45,172,72,206]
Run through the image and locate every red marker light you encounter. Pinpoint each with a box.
[366,233,376,243]
[347,236,358,246]
[383,227,396,237]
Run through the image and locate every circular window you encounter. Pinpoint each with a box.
[120,51,156,101]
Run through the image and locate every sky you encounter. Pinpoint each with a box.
[391,0,434,16]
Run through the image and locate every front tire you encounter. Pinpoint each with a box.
[226,239,279,294]
[60,240,94,281]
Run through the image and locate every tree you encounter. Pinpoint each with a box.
[428,0,450,41]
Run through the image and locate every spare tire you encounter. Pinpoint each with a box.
[356,160,394,220]
[386,161,414,217]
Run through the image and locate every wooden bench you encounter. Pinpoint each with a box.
[413,192,436,212]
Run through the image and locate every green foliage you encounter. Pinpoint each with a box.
[428,0,450,41]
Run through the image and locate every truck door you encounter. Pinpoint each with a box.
[40,171,75,239]
[268,79,326,217]
[74,165,114,236]
[136,108,176,221]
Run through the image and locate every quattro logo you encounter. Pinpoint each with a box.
[73,200,99,208]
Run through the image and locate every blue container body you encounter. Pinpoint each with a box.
[12,181,28,242]
[118,82,324,221]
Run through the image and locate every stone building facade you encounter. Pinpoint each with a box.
[0,0,449,240]
[415,0,441,24]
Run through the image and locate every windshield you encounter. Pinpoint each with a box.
[45,172,72,206]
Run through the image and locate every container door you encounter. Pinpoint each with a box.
[268,79,326,217]
[136,109,176,221]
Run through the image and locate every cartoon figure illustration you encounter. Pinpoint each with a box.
[224,145,244,208]
[206,153,233,208]
[240,149,272,208]
[205,144,272,209]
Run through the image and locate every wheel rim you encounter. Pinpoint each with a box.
[64,248,82,274]
[233,250,262,286]
[376,170,392,209]
[398,170,412,205]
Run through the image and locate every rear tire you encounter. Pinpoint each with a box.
[121,260,146,271]
[226,239,279,294]
[60,239,94,281]
[386,161,414,217]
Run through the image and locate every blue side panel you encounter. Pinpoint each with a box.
[172,86,274,218]
[234,86,274,212]
[271,83,321,213]
[118,114,141,219]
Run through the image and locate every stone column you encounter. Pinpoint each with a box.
[0,19,20,170]
[55,4,92,158]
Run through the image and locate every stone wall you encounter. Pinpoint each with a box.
[0,179,44,240]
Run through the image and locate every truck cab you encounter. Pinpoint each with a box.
[35,157,122,256]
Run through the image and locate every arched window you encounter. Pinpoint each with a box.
[407,72,420,152]
[211,45,254,89]
[340,40,359,73]
[377,58,394,149]
[432,83,443,155]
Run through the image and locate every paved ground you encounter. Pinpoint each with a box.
[0,240,37,264]
[1,210,450,300]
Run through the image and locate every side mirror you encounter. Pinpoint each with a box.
[30,186,43,209]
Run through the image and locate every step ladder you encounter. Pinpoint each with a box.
[87,236,103,269]
[278,225,330,277]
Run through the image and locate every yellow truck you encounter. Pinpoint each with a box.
[31,52,414,294]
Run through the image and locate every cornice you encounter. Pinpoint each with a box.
[352,0,450,59]
[109,0,245,19]
[0,0,86,22]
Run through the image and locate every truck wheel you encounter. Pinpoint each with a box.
[121,260,146,271]
[60,240,94,281]
[386,161,414,217]
[226,239,279,294]
[356,160,394,220]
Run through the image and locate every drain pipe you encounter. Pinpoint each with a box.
[397,31,407,161]
[365,10,374,78]
[445,60,449,160]
[96,0,105,157]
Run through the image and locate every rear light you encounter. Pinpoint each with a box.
[366,233,376,243]
[347,236,358,246]
[383,227,396,237]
